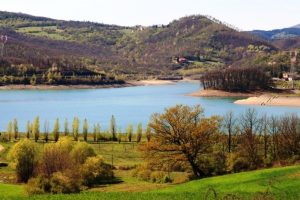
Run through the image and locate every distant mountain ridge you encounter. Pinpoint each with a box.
[0,11,275,78]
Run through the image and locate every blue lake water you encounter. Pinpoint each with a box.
[0,81,299,132]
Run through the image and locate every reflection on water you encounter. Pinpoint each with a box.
[0,82,299,131]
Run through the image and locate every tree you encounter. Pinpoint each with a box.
[110,115,117,141]
[70,142,96,165]
[144,105,221,177]
[30,74,37,86]
[13,118,18,140]
[223,111,236,153]
[83,119,88,142]
[126,124,133,142]
[64,118,69,136]
[72,117,80,141]
[53,118,60,142]
[145,125,152,142]
[94,123,101,142]
[8,139,38,182]
[32,117,40,142]
[136,123,143,143]
[7,121,12,141]
[26,121,32,139]
[44,120,49,143]
[117,128,122,144]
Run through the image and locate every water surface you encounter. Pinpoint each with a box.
[0,82,299,131]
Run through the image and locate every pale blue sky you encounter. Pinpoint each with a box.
[1,0,299,30]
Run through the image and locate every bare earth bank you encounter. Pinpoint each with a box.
[0,80,183,90]
[189,89,261,97]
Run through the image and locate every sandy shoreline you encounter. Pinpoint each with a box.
[0,80,180,90]
[189,89,300,107]
[235,95,300,107]
[189,89,261,97]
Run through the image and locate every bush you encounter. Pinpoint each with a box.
[71,142,96,164]
[40,143,73,178]
[150,171,171,183]
[8,139,38,182]
[26,176,50,195]
[50,172,80,194]
[81,156,114,187]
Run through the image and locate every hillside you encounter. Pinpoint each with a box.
[0,165,299,199]
[0,11,275,83]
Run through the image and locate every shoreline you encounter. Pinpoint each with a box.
[189,89,300,107]
[0,79,182,90]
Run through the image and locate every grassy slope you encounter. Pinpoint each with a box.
[0,165,299,200]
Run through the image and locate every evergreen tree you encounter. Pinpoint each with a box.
[136,123,142,143]
[72,117,80,141]
[126,124,133,142]
[53,118,60,142]
[110,115,117,141]
[7,121,12,141]
[26,121,32,139]
[64,118,69,136]
[13,118,18,140]
[83,118,88,142]
[32,117,40,142]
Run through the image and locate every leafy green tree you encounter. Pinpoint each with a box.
[53,118,60,142]
[64,118,69,136]
[72,117,80,141]
[126,124,133,142]
[83,119,88,142]
[8,139,38,182]
[70,142,96,165]
[32,117,40,142]
[110,115,117,141]
[7,121,12,141]
[26,121,32,139]
[13,118,19,140]
[136,123,142,143]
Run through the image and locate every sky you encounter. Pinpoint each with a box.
[0,0,299,31]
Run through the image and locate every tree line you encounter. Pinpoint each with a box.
[141,105,300,178]
[200,67,272,92]
[1,116,151,144]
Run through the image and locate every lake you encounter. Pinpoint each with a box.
[0,81,299,132]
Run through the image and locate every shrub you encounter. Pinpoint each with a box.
[26,176,50,195]
[150,171,171,183]
[71,142,96,164]
[40,143,73,178]
[8,139,38,182]
[81,156,113,187]
[50,172,80,194]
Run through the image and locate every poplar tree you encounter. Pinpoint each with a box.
[64,118,69,136]
[32,117,40,142]
[110,115,117,141]
[7,121,12,141]
[83,118,88,142]
[53,118,60,142]
[72,117,80,141]
[145,125,152,142]
[117,128,122,144]
[13,118,18,140]
[26,121,32,139]
[95,123,101,142]
[126,124,133,142]
[44,120,49,143]
[136,123,142,143]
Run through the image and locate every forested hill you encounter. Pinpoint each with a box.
[0,11,275,83]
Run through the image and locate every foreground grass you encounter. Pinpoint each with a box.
[0,165,299,200]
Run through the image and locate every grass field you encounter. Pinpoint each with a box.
[0,165,299,200]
